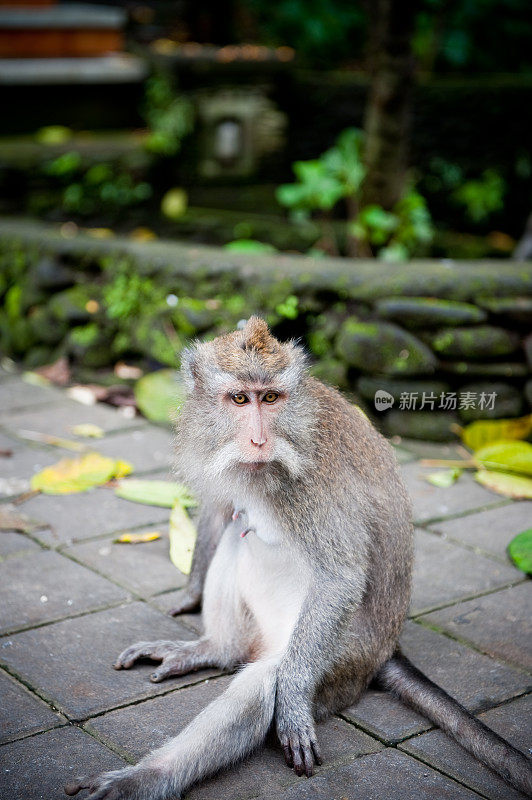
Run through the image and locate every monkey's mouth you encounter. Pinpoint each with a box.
[240,461,269,471]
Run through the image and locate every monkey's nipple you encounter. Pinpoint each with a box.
[240,528,254,539]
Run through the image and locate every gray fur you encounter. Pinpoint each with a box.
[65,322,532,800]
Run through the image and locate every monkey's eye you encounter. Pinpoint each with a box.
[262,391,279,404]
[231,393,249,405]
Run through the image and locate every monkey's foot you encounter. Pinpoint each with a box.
[65,765,166,800]
[167,588,201,616]
[277,718,322,778]
[113,640,199,683]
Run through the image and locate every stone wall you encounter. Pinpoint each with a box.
[0,218,530,440]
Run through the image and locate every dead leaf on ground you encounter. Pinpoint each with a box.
[16,429,85,452]
[113,531,162,544]
[0,504,44,533]
[34,357,71,387]
[31,452,133,494]
[71,424,104,439]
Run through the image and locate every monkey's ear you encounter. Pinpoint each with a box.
[180,346,198,391]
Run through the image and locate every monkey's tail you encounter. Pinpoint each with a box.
[376,651,532,796]
[142,656,279,797]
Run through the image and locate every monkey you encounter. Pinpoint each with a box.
[65,317,532,800]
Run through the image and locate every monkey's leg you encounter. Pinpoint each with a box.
[169,502,229,616]
[65,657,280,800]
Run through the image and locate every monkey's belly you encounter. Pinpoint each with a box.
[236,534,310,657]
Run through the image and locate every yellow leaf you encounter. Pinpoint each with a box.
[71,424,104,439]
[474,440,532,476]
[460,414,532,450]
[474,469,532,499]
[168,500,197,574]
[114,531,161,544]
[425,468,463,488]
[31,452,132,494]
[114,460,133,479]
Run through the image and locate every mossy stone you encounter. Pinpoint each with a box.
[525,379,532,409]
[440,361,528,378]
[457,381,523,422]
[357,376,450,403]
[309,358,348,388]
[427,325,520,359]
[336,318,437,376]
[383,410,459,441]
[476,296,532,323]
[375,297,486,328]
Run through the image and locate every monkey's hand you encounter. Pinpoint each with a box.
[167,588,201,616]
[114,640,195,683]
[64,765,170,800]
[275,701,322,778]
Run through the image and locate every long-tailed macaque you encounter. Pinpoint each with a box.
[65,318,532,799]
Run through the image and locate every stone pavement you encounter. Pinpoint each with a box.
[0,372,530,800]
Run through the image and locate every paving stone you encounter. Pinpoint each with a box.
[0,398,139,437]
[266,749,480,799]
[428,502,532,561]
[401,462,503,523]
[21,487,171,547]
[399,693,532,800]
[0,429,20,449]
[0,725,126,800]
[0,602,214,720]
[149,591,203,634]
[0,669,64,744]
[0,549,128,635]
[420,583,532,671]
[399,620,530,711]
[0,445,58,499]
[0,530,40,558]
[0,377,62,413]
[410,528,520,615]
[341,689,431,744]
[66,533,186,599]
[397,439,467,460]
[89,676,382,800]
[93,426,174,474]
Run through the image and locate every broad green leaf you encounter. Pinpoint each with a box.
[460,414,532,450]
[134,369,184,424]
[113,531,161,544]
[474,440,532,476]
[31,452,130,494]
[115,478,196,508]
[474,469,532,499]
[425,468,463,488]
[71,424,104,439]
[507,528,532,574]
[169,500,197,574]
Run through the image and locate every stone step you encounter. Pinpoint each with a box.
[0,54,146,85]
[0,2,126,57]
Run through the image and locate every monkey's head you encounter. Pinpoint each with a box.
[176,317,316,493]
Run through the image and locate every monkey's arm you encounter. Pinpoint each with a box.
[275,569,365,776]
[168,501,230,615]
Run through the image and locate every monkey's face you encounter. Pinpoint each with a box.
[223,383,286,468]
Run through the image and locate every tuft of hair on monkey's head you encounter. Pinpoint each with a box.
[181,316,308,394]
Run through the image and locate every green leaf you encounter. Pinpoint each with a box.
[169,500,197,574]
[474,469,532,499]
[224,239,277,254]
[161,188,188,220]
[425,468,463,488]
[134,369,184,424]
[474,440,532,476]
[507,528,532,574]
[115,478,196,508]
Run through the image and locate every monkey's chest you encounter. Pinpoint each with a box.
[234,510,310,656]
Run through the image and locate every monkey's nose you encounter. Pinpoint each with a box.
[251,435,267,446]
